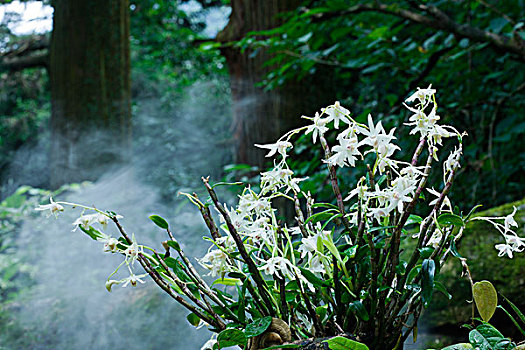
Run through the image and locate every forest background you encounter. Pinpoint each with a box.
[0,0,524,349]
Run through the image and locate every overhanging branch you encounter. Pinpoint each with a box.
[0,52,48,71]
[311,2,525,61]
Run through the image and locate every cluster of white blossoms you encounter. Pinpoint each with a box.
[473,207,524,258]
[195,85,522,282]
[34,199,147,290]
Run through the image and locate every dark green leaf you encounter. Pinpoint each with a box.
[166,240,180,251]
[418,247,434,259]
[149,214,169,229]
[349,300,369,321]
[299,267,330,287]
[441,344,473,350]
[437,213,464,227]
[217,329,247,348]
[450,240,462,258]
[323,336,369,349]
[405,214,423,226]
[244,316,272,338]
[421,259,435,308]
[78,225,104,240]
[434,281,452,300]
[186,313,200,327]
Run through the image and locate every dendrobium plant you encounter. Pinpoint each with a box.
[36,86,523,350]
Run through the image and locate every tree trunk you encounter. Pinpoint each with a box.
[217,0,335,168]
[49,0,131,188]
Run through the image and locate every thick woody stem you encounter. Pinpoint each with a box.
[202,177,276,316]
[333,255,344,327]
[319,135,353,237]
[194,192,222,240]
[294,194,309,237]
[387,162,460,326]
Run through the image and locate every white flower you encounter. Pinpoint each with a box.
[298,233,323,259]
[324,101,350,129]
[96,213,112,228]
[258,256,295,279]
[124,234,142,265]
[443,146,462,180]
[197,248,231,277]
[261,165,294,191]
[345,177,368,201]
[427,187,452,210]
[121,273,147,288]
[504,233,525,252]
[285,176,307,194]
[238,190,272,217]
[255,140,293,158]
[359,114,396,150]
[219,205,248,234]
[97,235,120,253]
[427,228,443,249]
[305,112,329,143]
[72,213,98,231]
[35,197,64,218]
[504,206,518,232]
[405,84,436,104]
[325,134,361,168]
[308,254,326,274]
[495,243,514,258]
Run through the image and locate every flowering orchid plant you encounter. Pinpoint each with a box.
[36,86,523,350]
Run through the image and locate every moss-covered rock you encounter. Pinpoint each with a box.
[424,197,525,330]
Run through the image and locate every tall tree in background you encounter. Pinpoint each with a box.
[49,0,132,187]
[217,0,334,168]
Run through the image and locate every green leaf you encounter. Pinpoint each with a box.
[186,313,201,327]
[469,324,505,349]
[450,240,462,258]
[434,281,452,300]
[497,305,525,337]
[149,215,169,229]
[212,278,242,287]
[441,343,473,350]
[421,259,435,308]
[500,293,525,326]
[418,247,434,259]
[166,240,180,251]
[472,280,498,322]
[343,245,358,258]
[407,265,421,284]
[437,213,464,227]
[299,267,330,287]
[323,336,369,350]
[244,316,272,338]
[217,329,247,349]
[78,225,104,240]
[349,300,369,321]
[405,214,423,226]
[305,209,339,224]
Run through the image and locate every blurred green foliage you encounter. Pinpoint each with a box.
[238,0,525,209]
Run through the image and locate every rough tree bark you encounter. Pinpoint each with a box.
[217,0,335,168]
[49,0,131,188]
